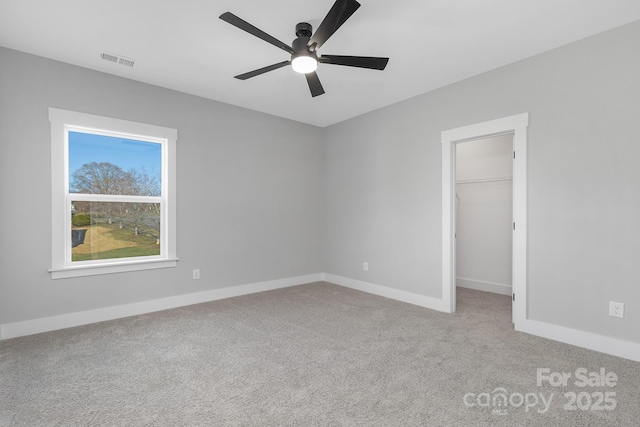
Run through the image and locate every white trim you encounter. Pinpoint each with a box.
[70,194,163,203]
[323,274,449,312]
[456,278,512,296]
[49,258,179,279]
[517,319,640,363]
[441,113,529,327]
[0,273,323,340]
[442,137,456,313]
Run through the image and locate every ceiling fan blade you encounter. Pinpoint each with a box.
[305,72,325,97]
[319,55,389,70]
[220,12,295,55]
[308,0,361,50]
[234,61,291,80]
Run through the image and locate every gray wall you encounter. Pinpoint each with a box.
[0,47,324,324]
[324,20,640,343]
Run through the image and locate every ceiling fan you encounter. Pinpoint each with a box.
[219,0,389,97]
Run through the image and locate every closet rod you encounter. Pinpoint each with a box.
[456,176,512,185]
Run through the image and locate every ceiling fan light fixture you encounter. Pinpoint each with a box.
[291,53,318,74]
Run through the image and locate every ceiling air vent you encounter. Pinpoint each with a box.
[100,52,136,68]
[117,57,135,67]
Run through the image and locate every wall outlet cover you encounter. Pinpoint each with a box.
[609,301,624,319]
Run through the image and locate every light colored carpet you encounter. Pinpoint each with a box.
[1,282,638,426]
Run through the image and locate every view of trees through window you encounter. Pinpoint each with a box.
[69,131,162,261]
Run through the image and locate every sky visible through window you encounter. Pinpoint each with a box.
[68,131,161,184]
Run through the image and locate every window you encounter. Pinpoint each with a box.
[49,108,177,279]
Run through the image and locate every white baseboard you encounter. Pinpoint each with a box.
[516,319,640,363]
[3,272,638,363]
[323,273,449,312]
[457,277,512,296]
[0,273,323,340]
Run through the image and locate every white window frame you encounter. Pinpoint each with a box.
[49,108,178,279]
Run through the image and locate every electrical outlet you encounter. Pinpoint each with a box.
[609,301,624,319]
[363,262,369,271]
[193,269,200,280]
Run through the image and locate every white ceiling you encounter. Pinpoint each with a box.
[2,1,640,127]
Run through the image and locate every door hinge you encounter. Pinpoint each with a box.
[512,293,515,302]
[513,222,516,230]
[513,151,516,159]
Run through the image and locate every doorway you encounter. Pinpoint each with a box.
[455,135,513,314]
[441,113,528,326]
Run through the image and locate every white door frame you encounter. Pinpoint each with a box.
[441,113,529,326]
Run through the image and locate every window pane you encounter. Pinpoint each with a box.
[71,201,161,261]
[69,131,161,196]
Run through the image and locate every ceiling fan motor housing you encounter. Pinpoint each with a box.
[292,36,313,54]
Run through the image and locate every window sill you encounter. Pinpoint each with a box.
[49,258,179,279]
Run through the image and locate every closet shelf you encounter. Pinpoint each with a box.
[456,176,512,185]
